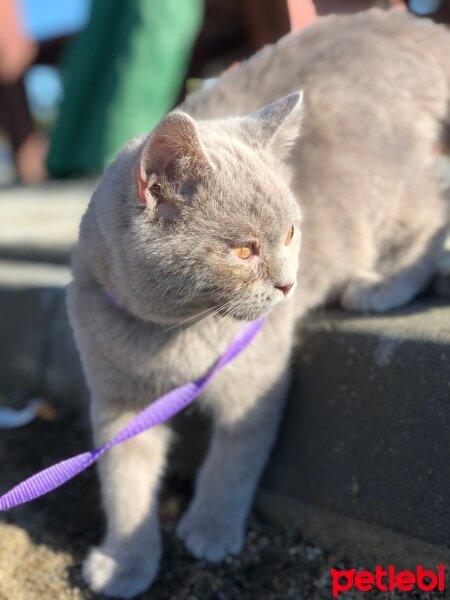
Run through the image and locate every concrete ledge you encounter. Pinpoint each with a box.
[256,491,450,569]
[261,301,450,558]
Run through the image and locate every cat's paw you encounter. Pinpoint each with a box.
[82,545,158,599]
[176,509,244,563]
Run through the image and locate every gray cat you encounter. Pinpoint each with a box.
[67,9,450,598]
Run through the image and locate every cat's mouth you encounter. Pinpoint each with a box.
[212,280,297,320]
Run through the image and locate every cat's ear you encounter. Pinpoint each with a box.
[250,91,303,159]
[137,111,211,211]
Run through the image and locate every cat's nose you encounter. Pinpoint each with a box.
[275,282,294,295]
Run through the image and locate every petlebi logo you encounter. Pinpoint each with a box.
[330,564,447,597]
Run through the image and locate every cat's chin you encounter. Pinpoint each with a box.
[218,304,275,322]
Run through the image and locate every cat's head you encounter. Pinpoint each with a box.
[103,92,303,324]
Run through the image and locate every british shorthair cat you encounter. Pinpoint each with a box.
[67,9,449,598]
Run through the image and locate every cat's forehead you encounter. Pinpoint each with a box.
[200,121,263,170]
[198,127,299,224]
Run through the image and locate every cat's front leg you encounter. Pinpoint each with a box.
[176,370,290,563]
[83,407,171,599]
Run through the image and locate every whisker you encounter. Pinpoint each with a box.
[159,296,238,335]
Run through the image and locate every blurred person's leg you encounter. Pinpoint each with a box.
[0,36,69,183]
[287,0,318,29]
[0,0,43,183]
[0,77,47,183]
[47,0,203,178]
[0,0,37,83]
[0,79,33,156]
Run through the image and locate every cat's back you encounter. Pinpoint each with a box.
[181,8,450,226]
[182,9,450,131]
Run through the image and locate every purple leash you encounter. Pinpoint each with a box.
[0,318,265,511]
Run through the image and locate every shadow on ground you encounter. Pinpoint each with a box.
[0,408,331,600]
[0,399,447,599]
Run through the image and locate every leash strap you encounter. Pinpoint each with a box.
[0,318,265,511]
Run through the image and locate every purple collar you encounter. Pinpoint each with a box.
[105,290,121,307]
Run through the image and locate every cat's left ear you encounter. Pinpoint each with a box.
[250,91,304,159]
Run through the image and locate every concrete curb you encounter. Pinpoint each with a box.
[260,301,450,562]
[256,491,450,569]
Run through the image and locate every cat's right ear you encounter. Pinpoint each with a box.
[250,91,304,160]
[137,111,212,211]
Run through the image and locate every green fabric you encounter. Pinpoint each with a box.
[47,0,202,177]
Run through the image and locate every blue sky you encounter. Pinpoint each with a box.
[20,0,91,42]
[20,0,91,117]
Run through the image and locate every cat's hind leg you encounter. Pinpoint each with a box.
[341,227,446,313]
[341,178,448,313]
[82,407,171,599]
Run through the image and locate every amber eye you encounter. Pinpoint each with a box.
[232,243,253,259]
[284,225,294,245]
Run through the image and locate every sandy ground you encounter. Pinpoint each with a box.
[0,411,447,600]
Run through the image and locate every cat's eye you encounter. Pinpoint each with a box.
[284,225,295,245]
[232,243,254,260]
